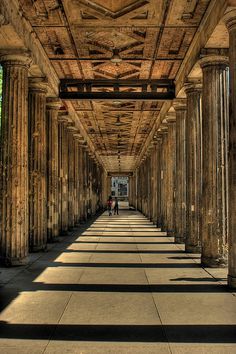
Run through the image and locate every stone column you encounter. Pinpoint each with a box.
[166,113,176,236]
[156,137,162,227]
[28,78,48,251]
[46,98,61,242]
[73,137,80,226]
[224,10,236,287]
[159,126,168,230]
[67,125,76,229]
[185,82,202,253]
[78,144,84,221]
[199,54,229,267]
[152,144,158,225]
[174,100,187,243]
[58,115,69,234]
[0,52,31,265]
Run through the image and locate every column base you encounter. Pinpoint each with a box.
[228,275,236,289]
[185,244,202,253]
[201,255,227,268]
[0,256,29,267]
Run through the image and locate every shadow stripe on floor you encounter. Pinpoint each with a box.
[0,323,235,343]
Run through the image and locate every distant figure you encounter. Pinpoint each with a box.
[113,197,119,215]
[107,195,113,216]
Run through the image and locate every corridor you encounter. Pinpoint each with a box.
[0,210,235,354]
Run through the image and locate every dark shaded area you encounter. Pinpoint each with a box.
[0,323,236,343]
[8,282,227,293]
[73,241,175,245]
[49,262,200,268]
[171,277,227,282]
[64,249,183,254]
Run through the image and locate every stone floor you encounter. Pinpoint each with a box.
[0,210,236,354]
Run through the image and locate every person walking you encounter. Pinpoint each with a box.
[113,197,119,215]
[107,196,113,216]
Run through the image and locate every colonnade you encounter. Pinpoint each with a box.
[133,10,236,288]
[0,52,107,266]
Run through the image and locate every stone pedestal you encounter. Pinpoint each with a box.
[0,52,31,265]
[185,83,202,253]
[200,55,229,267]
[224,11,236,286]
[28,78,48,252]
[46,98,61,242]
[174,100,187,244]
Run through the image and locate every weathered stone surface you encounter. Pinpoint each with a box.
[166,114,176,236]
[224,9,236,287]
[185,82,202,253]
[173,100,187,244]
[46,98,61,242]
[200,55,229,268]
[0,52,31,265]
[28,78,48,252]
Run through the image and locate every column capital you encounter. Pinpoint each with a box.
[184,80,202,94]
[0,49,32,67]
[158,124,168,135]
[173,98,187,111]
[199,54,229,69]
[46,98,62,110]
[57,113,71,124]
[223,9,236,31]
[165,112,176,124]
[29,77,48,94]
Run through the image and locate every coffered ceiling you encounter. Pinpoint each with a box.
[19,0,211,172]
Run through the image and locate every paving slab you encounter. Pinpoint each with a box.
[0,210,235,354]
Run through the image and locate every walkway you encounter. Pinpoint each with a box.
[0,211,236,353]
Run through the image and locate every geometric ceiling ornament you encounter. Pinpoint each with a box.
[79,0,149,20]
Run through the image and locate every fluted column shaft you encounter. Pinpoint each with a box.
[166,117,176,235]
[174,102,187,243]
[200,56,229,267]
[78,145,84,221]
[0,53,31,265]
[28,80,47,251]
[152,145,158,225]
[156,139,162,227]
[73,140,80,225]
[225,11,236,287]
[160,130,168,230]
[185,84,202,253]
[46,99,61,242]
[58,118,69,234]
[68,129,75,229]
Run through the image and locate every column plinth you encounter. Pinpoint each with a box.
[199,55,229,268]
[0,52,31,265]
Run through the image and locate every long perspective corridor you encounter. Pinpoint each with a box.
[0,210,236,353]
[1,0,236,352]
